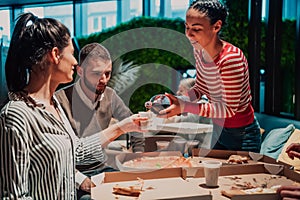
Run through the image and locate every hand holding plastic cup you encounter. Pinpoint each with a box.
[138,111,154,130]
[202,160,222,187]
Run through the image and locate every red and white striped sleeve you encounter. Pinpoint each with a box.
[185,44,252,120]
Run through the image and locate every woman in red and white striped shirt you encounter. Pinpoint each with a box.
[160,0,261,152]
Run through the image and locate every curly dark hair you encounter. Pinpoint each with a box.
[188,0,228,26]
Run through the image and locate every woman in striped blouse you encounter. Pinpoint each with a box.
[160,0,261,152]
[0,13,145,199]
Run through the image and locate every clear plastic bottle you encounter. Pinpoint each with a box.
[144,94,172,114]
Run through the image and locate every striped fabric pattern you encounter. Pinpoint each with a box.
[0,100,75,199]
[186,42,253,128]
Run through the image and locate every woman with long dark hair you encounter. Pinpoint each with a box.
[0,13,145,199]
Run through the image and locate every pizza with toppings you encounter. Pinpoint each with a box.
[227,155,249,164]
[122,156,192,169]
[221,185,281,197]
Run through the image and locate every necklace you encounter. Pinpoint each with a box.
[201,47,222,63]
[212,50,221,59]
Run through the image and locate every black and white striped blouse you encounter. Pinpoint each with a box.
[0,95,105,199]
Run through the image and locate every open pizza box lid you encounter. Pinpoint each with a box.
[91,168,212,200]
[115,151,183,171]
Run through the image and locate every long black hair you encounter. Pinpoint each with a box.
[5,12,71,92]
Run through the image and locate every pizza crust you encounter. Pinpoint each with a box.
[113,184,142,197]
[227,155,249,164]
[221,185,281,198]
[112,178,144,197]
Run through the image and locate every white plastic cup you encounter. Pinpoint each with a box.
[186,140,199,156]
[156,141,170,150]
[138,111,153,130]
[170,138,187,154]
[202,160,222,187]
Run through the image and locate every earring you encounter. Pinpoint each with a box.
[25,68,30,85]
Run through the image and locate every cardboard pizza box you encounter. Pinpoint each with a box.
[91,148,300,200]
[192,148,279,164]
[91,168,212,200]
[182,163,300,200]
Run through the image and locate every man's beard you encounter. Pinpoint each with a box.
[83,78,106,102]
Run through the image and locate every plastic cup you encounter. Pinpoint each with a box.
[156,141,170,150]
[138,111,153,130]
[202,160,222,187]
[186,140,199,156]
[168,138,187,154]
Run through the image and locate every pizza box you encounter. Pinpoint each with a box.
[183,148,295,177]
[183,167,300,200]
[181,160,300,199]
[192,148,291,165]
[91,168,212,200]
[115,151,186,171]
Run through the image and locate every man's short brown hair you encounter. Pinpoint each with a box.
[79,42,111,67]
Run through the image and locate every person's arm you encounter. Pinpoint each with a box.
[75,170,88,190]
[0,111,32,199]
[99,114,145,148]
[72,114,146,167]
[191,48,249,119]
[160,49,249,119]
[55,95,146,166]
[110,90,145,152]
[75,170,96,193]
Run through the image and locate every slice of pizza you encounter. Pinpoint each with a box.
[227,155,249,164]
[113,184,142,197]
[221,185,281,198]
[112,177,144,197]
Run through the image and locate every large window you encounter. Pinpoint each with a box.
[278,0,297,116]
[0,9,10,46]
[24,3,74,36]
[170,0,189,19]
[259,0,298,117]
[0,9,10,103]
[150,0,189,19]
[84,1,117,35]
[76,0,142,36]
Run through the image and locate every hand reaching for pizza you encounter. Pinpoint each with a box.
[286,143,300,160]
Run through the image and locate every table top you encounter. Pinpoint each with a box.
[148,122,213,134]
